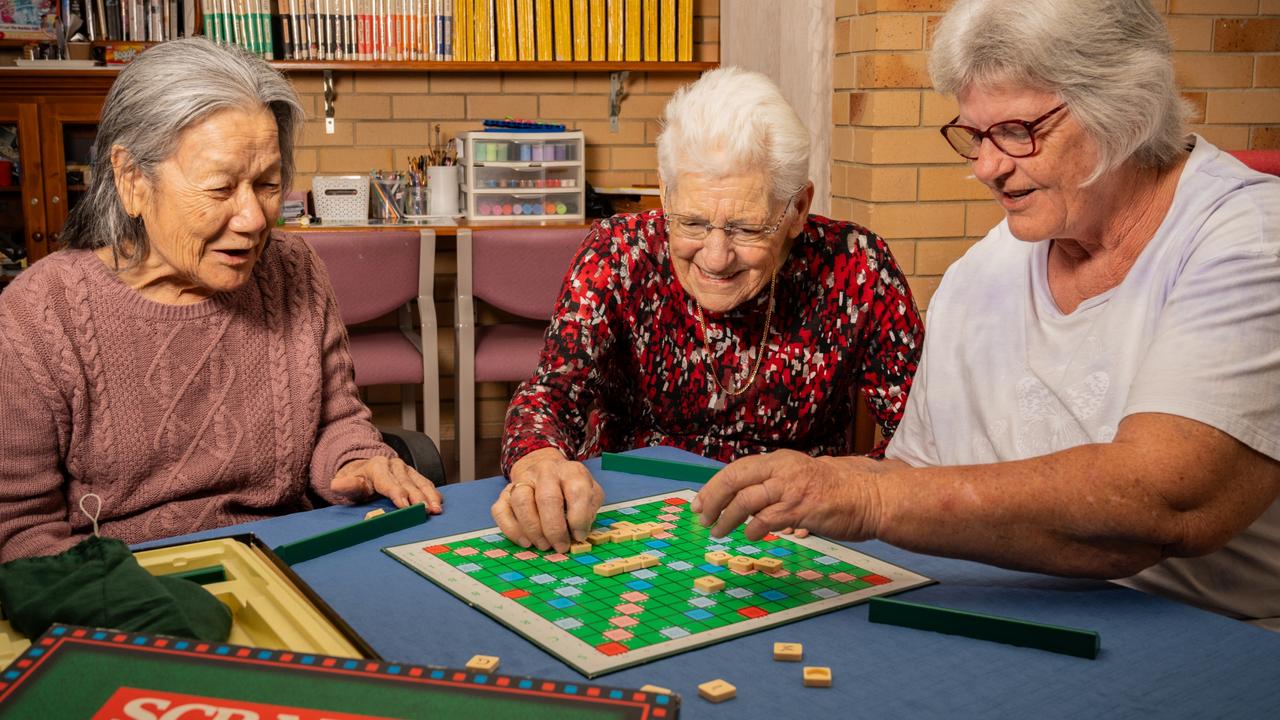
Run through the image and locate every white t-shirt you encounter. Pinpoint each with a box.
[886,137,1280,630]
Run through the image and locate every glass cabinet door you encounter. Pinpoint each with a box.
[39,99,102,253]
[0,102,42,289]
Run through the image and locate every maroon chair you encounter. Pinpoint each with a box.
[305,229,440,445]
[454,226,592,481]
[1228,149,1280,176]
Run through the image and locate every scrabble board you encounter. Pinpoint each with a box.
[384,490,931,677]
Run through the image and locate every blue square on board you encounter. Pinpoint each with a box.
[554,586,582,597]
[736,545,761,555]
[759,589,788,602]
[616,507,640,515]
[530,573,556,584]
[666,561,694,572]
[481,534,503,543]
[555,618,584,630]
[767,547,794,557]
[457,563,482,573]
[684,608,714,621]
[625,580,654,591]
[498,571,525,582]
[698,563,726,574]
[815,555,839,565]
[660,626,691,639]
[573,554,600,565]
[645,540,670,549]
[548,597,576,609]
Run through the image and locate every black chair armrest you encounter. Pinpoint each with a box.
[378,426,448,485]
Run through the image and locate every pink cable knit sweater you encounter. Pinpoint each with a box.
[0,232,394,560]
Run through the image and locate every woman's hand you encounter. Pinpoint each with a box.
[332,456,443,514]
[691,450,886,541]
[492,447,604,553]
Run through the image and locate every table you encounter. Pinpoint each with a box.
[151,446,1280,719]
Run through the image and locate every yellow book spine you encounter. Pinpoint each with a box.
[572,0,589,61]
[589,0,605,61]
[624,0,640,62]
[455,0,471,60]
[535,0,553,60]
[495,0,516,60]
[677,0,691,61]
[606,0,623,61]
[553,0,572,61]
[475,0,494,60]
[516,0,536,60]
[642,0,657,61]
[659,0,674,62]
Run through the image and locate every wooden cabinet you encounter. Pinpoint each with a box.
[0,71,111,285]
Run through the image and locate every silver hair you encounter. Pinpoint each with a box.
[63,37,304,257]
[656,66,811,204]
[929,0,1191,184]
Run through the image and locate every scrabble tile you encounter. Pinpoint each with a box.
[704,551,732,566]
[640,684,672,694]
[363,508,386,520]
[803,666,832,688]
[698,678,736,703]
[466,655,500,672]
[694,575,725,593]
[753,557,784,573]
[773,642,803,662]
[569,542,592,554]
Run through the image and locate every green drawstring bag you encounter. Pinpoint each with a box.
[0,536,231,642]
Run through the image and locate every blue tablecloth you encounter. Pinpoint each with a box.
[151,446,1280,718]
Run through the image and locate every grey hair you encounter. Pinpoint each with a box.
[929,0,1190,184]
[656,67,811,204]
[63,37,304,257]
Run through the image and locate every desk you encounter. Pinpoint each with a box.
[151,446,1280,718]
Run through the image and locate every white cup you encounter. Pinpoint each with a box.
[427,165,459,216]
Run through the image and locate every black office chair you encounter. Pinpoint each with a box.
[378,427,448,486]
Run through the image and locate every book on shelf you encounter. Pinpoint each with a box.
[641,0,657,61]
[604,0,622,61]
[533,0,552,61]
[494,0,516,60]
[658,0,673,62]
[473,0,494,61]
[515,0,535,61]
[676,0,691,61]
[623,0,639,62]
[588,0,604,61]
[571,0,588,61]
[551,0,571,61]
[453,0,471,60]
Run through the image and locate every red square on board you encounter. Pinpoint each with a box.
[737,606,768,619]
[501,589,531,599]
[587,688,601,696]
[663,498,689,506]
[196,644,209,652]
[654,710,667,718]
[862,574,891,585]
[424,545,451,555]
[409,667,423,677]
[496,676,510,686]
[153,639,168,648]
[72,629,87,637]
[0,683,7,692]
[595,642,630,656]
[16,660,30,669]
[452,672,466,682]
[236,648,251,657]
[39,638,54,646]
[763,533,779,541]
[541,682,556,691]
[633,692,646,701]
[280,653,294,662]
[113,634,126,642]
[365,662,379,672]
[322,658,337,667]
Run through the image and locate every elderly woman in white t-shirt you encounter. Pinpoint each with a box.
[691,0,1280,631]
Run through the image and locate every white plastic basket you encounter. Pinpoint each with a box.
[311,176,369,222]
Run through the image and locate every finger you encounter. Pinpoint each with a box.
[509,483,551,551]
[695,455,774,528]
[710,481,776,539]
[389,461,427,508]
[403,465,444,514]
[491,491,531,548]
[536,479,574,553]
[780,527,794,535]
[794,528,810,539]
[562,465,602,542]
[373,458,411,508]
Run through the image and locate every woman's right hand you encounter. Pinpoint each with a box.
[491,447,604,553]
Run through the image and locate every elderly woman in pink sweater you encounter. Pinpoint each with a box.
[0,38,442,561]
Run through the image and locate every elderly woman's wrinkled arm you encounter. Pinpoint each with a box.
[695,412,1280,578]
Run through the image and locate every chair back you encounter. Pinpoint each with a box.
[1228,150,1280,177]
[306,230,422,325]
[469,227,591,319]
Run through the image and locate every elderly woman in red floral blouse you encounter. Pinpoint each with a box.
[492,67,923,552]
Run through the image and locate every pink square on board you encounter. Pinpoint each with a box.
[796,569,823,581]
[658,513,678,521]
[830,572,857,582]
[620,591,649,602]
[651,531,673,539]
[483,549,509,558]
[545,553,569,562]
[514,551,539,560]
[603,629,634,642]
[609,616,639,628]
[454,547,479,556]
[614,603,644,615]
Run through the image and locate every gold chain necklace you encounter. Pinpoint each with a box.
[694,271,778,398]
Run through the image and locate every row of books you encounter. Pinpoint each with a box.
[77,0,698,63]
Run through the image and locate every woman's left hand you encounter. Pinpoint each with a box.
[331,456,444,514]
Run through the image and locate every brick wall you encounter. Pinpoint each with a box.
[832,0,1280,312]
[311,2,719,442]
